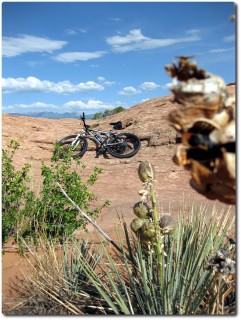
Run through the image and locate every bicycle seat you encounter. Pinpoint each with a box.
[110,121,122,130]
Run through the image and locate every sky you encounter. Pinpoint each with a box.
[2,1,236,115]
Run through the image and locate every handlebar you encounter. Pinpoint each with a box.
[80,112,89,130]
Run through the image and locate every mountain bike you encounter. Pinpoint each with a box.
[57,112,141,159]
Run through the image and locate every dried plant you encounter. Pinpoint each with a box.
[166,56,235,204]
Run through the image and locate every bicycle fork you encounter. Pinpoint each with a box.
[71,134,81,149]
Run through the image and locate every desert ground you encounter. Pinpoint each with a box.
[2,89,235,304]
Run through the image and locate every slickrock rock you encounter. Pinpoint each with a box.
[2,91,235,237]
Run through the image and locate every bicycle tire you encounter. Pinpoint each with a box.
[58,135,88,158]
[107,133,141,158]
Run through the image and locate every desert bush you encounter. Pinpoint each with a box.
[2,140,36,243]
[32,145,109,241]
[2,141,109,244]
[92,106,125,120]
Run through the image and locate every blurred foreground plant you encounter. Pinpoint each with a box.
[166,56,235,204]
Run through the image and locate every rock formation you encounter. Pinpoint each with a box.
[2,89,235,236]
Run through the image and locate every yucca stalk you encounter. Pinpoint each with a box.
[150,188,163,285]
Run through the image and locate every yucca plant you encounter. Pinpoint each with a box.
[5,203,235,315]
[3,236,113,315]
[77,204,235,315]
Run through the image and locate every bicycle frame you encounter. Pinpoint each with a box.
[83,128,111,146]
[76,113,125,149]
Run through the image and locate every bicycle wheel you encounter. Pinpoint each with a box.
[58,135,88,158]
[107,133,141,158]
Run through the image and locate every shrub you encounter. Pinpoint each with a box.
[2,141,109,244]
[92,106,125,120]
[2,140,35,243]
[33,146,109,240]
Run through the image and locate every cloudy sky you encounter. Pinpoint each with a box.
[2,1,236,115]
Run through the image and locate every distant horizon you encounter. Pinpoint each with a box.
[3,79,236,120]
[2,2,236,115]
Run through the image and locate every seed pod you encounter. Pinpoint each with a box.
[130,218,146,233]
[133,202,151,219]
[138,161,155,183]
[159,215,175,235]
[159,214,172,228]
[140,221,156,242]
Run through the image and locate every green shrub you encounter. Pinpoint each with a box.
[93,106,125,120]
[2,141,109,244]
[2,140,35,243]
[33,146,109,240]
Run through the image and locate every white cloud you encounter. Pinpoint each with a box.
[107,29,146,46]
[139,82,160,90]
[64,28,88,35]
[65,99,128,111]
[186,29,200,36]
[118,81,160,95]
[163,83,173,90]
[65,29,78,35]
[118,86,141,96]
[223,35,235,43]
[54,51,107,63]
[2,102,59,111]
[97,76,106,83]
[79,28,88,33]
[64,99,115,110]
[2,35,68,57]
[209,47,235,53]
[106,28,201,53]
[3,99,129,113]
[97,76,115,86]
[2,76,104,94]
[141,98,150,102]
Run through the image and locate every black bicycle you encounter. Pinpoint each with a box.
[57,112,141,159]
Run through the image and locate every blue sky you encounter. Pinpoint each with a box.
[2,1,236,115]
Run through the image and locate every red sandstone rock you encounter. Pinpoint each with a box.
[2,90,235,237]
